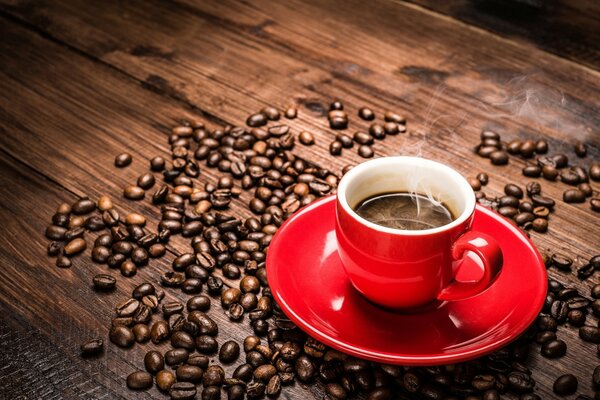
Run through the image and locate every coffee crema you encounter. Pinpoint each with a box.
[353,192,455,230]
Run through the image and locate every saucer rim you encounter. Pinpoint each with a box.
[267,195,547,365]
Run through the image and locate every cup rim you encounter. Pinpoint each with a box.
[337,156,476,236]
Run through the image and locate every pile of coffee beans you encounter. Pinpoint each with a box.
[326,101,407,159]
[44,104,599,399]
[474,130,599,212]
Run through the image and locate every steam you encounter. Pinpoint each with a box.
[390,73,594,218]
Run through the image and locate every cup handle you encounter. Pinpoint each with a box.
[437,231,503,302]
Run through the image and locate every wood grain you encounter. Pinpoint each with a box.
[0,0,599,398]
[406,0,600,71]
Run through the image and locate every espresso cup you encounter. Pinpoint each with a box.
[336,156,503,310]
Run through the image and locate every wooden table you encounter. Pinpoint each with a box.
[1,0,598,398]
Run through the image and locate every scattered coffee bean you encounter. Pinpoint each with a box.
[80,338,103,356]
[358,107,375,121]
[541,339,567,358]
[564,189,586,203]
[115,153,132,168]
[553,374,578,395]
[93,274,116,291]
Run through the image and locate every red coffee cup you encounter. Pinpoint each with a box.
[336,157,503,310]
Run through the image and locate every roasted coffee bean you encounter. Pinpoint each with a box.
[164,349,189,367]
[265,375,281,397]
[109,325,135,348]
[176,365,204,383]
[71,198,96,215]
[93,274,116,291]
[553,374,578,395]
[132,324,150,343]
[589,163,600,181]
[541,339,566,358]
[228,303,244,321]
[568,310,586,326]
[181,278,202,294]
[353,131,374,145]
[326,383,347,399]
[92,246,110,265]
[468,178,481,191]
[189,311,218,336]
[514,212,535,226]
[329,140,343,155]
[187,295,211,312]
[169,381,197,400]
[490,151,508,165]
[531,218,548,232]
[579,325,600,343]
[574,141,587,157]
[563,189,586,203]
[124,185,145,200]
[154,369,175,393]
[503,184,523,199]
[144,351,164,374]
[80,338,103,356]
[171,330,196,351]
[203,365,225,387]
[498,206,518,218]
[63,238,86,256]
[150,320,169,344]
[507,371,534,393]
[148,243,166,258]
[295,355,316,382]
[538,314,558,331]
[358,145,374,158]
[542,165,558,180]
[551,253,573,271]
[536,331,556,344]
[131,283,155,300]
[196,335,218,354]
[254,364,277,383]
[592,198,600,212]
[207,276,224,295]
[550,300,568,322]
[578,183,593,197]
[116,298,140,317]
[523,165,542,177]
[120,260,137,277]
[532,206,550,218]
[126,371,153,390]
[531,195,555,208]
[150,156,166,171]
[47,241,62,256]
[247,382,266,399]
[221,288,242,306]
[561,169,581,185]
[247,113,267,127]
[218,340,240,363]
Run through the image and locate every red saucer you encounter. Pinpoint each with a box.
[266,195,547,365]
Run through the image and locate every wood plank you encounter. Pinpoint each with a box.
[405,0,600,71]
[0,1,599,398]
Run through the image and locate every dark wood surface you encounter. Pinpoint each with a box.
[0,0,598,399]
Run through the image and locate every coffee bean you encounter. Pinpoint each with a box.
[171,330,196,351]
[176,365,204,383]
[170,381,197,400]
[265,374,281,397]
[132,324,150,343]
[144,351,164,374]
[574,141,587,157]
[64,238,86,256]
[203,365,225,387]
[541,339,566,358]
[542,165,558,180]
[531,195,555,209]
[221,288,242,306]
[519,140,536,158]
[490,151,508,165]
[551,253,573,271]
[358,107,375,120]
[531,218,548,232]
[247,382,266,399]
[468,178,481,191]
[152,369,175,393]
[218,340,240,363]
[553,374,578,395]
[353,131,374,145]
[589,163,600,181]
[126,371,153,390]
[115,153,132,167]
[507,371,534,393]
[564,189,586,203]
[80,338,103,356]
[284,106,297,119]
[295,355,316,382]
[580,325,600,343]
[358,145,374,158]
[110,325,135,348]
[254,364,277,383]
[124,185,145,200]
[164,349,189,367]
[247,113,267,127]
[326,383,347,399]
[196,335,218,354]
[93,274,116,291]
[522,165,542,177]
[328,110,348,129]
[120,260,137,277]
[150,320,169,344]
[592,198,600,212]
[298,131,315,146]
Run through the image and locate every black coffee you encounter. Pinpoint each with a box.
[354,192,454,230]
